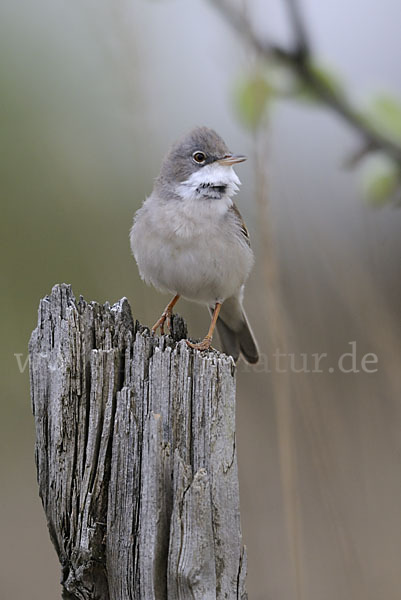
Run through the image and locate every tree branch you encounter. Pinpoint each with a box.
[282,0,310,58]
[210,0,401,165]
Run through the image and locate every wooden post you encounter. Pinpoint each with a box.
[29,284,247,600]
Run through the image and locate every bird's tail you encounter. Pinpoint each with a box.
[212,295,259,364]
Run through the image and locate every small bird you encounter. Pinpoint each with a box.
[130,126,258,363]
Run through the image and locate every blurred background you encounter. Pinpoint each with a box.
[1,0,401,598]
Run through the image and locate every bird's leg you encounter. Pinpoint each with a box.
[186,302,222,352]
[151,294,180,335]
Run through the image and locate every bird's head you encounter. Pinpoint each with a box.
[156,126,246,201]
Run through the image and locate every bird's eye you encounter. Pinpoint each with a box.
[192,151,207,164]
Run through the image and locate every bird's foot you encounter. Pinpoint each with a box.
[151,295,180,335]
[151,310,172,335]
[186,336,213,352]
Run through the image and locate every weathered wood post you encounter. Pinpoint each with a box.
[29,284,247,599]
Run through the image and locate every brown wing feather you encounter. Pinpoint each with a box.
[230,203,251,247]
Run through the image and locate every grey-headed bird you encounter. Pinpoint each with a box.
[130,126,258,363]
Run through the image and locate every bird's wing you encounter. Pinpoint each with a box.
[229,203,251,247]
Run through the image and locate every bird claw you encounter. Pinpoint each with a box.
[151,311,168,335]
[186,337,213,352]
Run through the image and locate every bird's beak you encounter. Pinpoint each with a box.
[217,154,247,166]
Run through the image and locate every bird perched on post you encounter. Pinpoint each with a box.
[130,126,258,364]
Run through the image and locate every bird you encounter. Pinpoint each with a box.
[130,126,258,364]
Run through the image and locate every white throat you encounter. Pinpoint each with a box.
[176,163,241,205]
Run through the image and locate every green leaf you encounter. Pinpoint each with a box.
[309,62,345,97]
[366,94,401,141]
[362,157,400,205]
[234,74,273,130]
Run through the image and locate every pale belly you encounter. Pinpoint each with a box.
[131,203,253,305]
[148,238,251,303]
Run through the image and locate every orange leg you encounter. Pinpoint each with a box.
[151,294,180,335]
[186,302,222,352]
